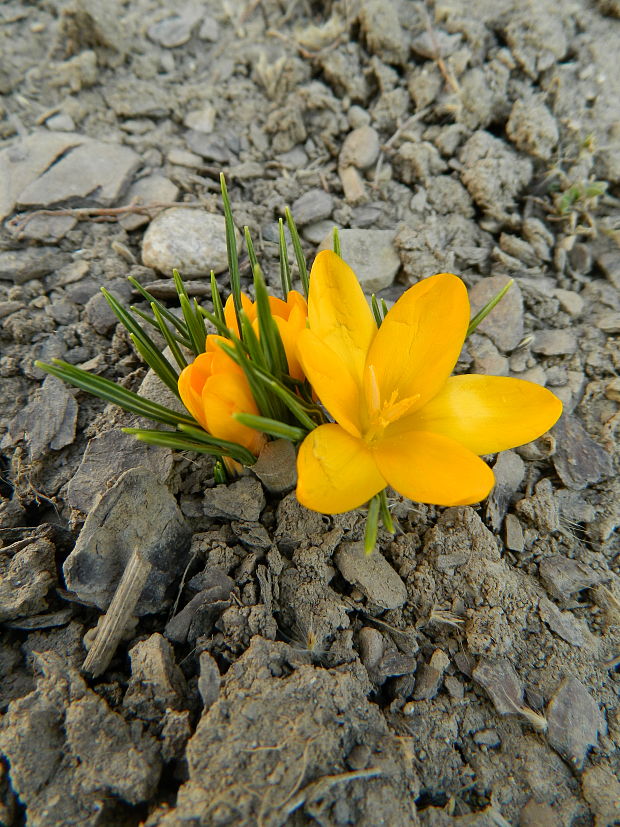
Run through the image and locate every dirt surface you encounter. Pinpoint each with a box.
[1,1,620,825]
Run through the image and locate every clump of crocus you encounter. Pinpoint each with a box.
[295,250,562,513]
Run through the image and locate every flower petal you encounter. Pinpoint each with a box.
[373,429,495,506]
[223,292,254,336]
[296,424,386,514]
[203,371,264,455]
[297,329,364,437]
[307,250,377,386]
[401,374,563,455]
[178,353,213,430]
[365,273,469,413]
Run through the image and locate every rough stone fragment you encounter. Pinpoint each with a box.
[17,140,140,208]
[147,7,203,48]
[504,11,568,77]
[0,130,87,221]
[171,637,419,826]
[0,248,70,284]
[204,476,266,521]
[472,658,524,715]
[252,438,297,494]
[539,556,609,600]
[339,164,367,204]
[596,310,620,333]
[0,534,56,622]
[142,208,233,275]
[335,541,408,609]
[469,275,524,351]
[485,450,526,533]
[515,478,560,533]
[504,514,524,553]
[538,597,588,647]
[103,80,171,117]
[184,106,216,133]
[6,375,77,460]
[198,652,221,710]
[318,228,399,291]
[552,415,614,489]
[63,467,191,615]
[506,97,559,159]
[340,126,380,169]
[546,676,606,768]
[581,765,620,827]
[358,0,408,64]
[124,633,187,721]
[460,131,533,217]
[291,188,334,226]
[520,800,559,827]
[0,653,161,826]
[531,328,577,356]
[413,649,450,701]
[119,174,179,231]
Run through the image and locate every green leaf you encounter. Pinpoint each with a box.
[285,206,309,298]
[278,218,292,295]
[364,495,380,554]
[36,359,195,427]
[378,488,394,534]
[130,305,192,350]
[213,459,228,484]
[220,174,243,338]
[123,427,255,464]
[253,261,289,380]
[129,334,181,398]
[179,293,204,356]
[371,294,383,327]
[127,276,190,339]
[467,279,513,338]
[210,270,225,325]
[332,226,341,257]
[151,303,187,371]
[176,423,257,464]
[233,413,306,441]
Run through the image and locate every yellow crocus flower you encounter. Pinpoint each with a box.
[296,250,563,514]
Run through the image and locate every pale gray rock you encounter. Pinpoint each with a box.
[335,541,408,609]
[147,7,203,48]
[291,188,334,226]
[581,766,620,826]
[485,450,526,533]
[63,467,191,614]
[552,415,613,489]
[183,106,216,133]
[6,375,77,460]
[45,112,75,131]
[318,228,399,291]
[0,248,70,284]
[413,649,450,701]
[468,333,509,376]
[142,208,233,275]
[470,275,524,351]
[472,657,524,715]
[358,0,408,64]
[546,676,606,768]
[506,97,559,159]
[460,131,533,216]
[252,438,297,494]
[516,478,560,534]
[504,514,524,553]
[538,597,589,648]
[340,126,380,169]
[124,634,187,720]
[17,140,140,208]
[0,533,56,622]
[119,174,179,231]
[539,556,609,600]
[0,130,86,221]
[103,80,171,118]
[531,329,577,356]
[204,476,266,521]
[198,651,221,709]
[0,652,161,826]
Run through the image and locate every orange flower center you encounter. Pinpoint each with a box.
[363,364,419,444]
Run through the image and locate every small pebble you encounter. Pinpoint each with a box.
[339,126,380,170]
[318,228,399,292]
[142,208,233,275]
[290,189,334,226]
[531,329,577,356]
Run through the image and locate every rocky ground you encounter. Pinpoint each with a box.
[1,0,619,825]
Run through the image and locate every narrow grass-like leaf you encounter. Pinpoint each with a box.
[198,306,233,339]
[467,279,513,338]
[381,298,389,319]
[285,206,309,297]
[378,488,394,534]
[210,270,225,325]
[253,263,288,380]
[244,226,259,274]
[172,268,189,302]
[179,294,204,355]
[364,495,380,554]
[278,218,292,295]
[102,288,169,359]
[220,174,242,336]
[371,294,383,327]
[332,226,341,257]
[130,305,192,349]
[193,297,206,346]
[233,413,306,442]
[152,303,187,370]
[213,460,227,484]
[128,276,190,338]
[176,423,257,464]
[218,336,275,420]
[129,334,181,397]
[247,366,320,431]
[123,428,255,464]
[36,360,194,426]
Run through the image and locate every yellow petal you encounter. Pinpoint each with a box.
[223,292,254,336]
[178,353,212,430]
[365,273,469,414]
[307,250,377,386]
[373,429,495,506]
[274,316,304,381]
[401,374,563,455]
[297,329,363,438]
[296,424,386,514]
[203,371,264,455]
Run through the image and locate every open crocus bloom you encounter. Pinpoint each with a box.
[223,290,308,380]
[295,250,563,514]
[178,337,265,457]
